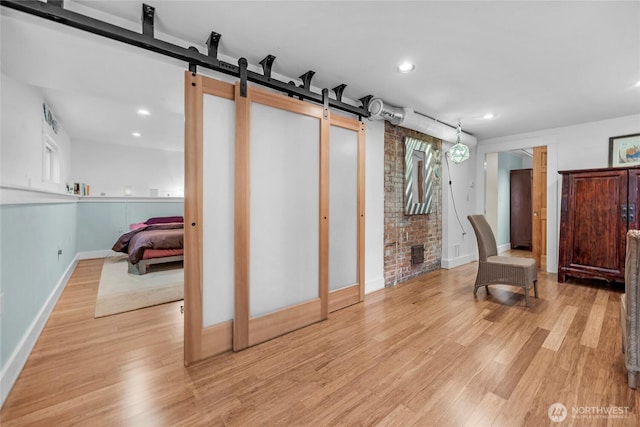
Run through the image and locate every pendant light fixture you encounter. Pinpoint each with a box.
[447,122,470,164]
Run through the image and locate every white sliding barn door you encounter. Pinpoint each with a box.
[328,117,365,312]
[329,125,358,291]
[249,103,320,316]
[201,95,235,327]
[233,86,327,350]
[184,72,365,363]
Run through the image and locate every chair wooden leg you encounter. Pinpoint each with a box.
[524,288,530,307]
[533,280,539,298]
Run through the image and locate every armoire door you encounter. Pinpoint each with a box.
[558,168,627,282]
[628,168,640,232]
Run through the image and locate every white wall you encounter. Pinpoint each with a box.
[70,139,183,197]
[476,114,640,273]
[441,141,477,269]
[485,153,499,235]
[1,74,71,193]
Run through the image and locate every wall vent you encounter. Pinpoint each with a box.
[411,244,425,265]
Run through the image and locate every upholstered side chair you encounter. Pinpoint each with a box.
[467,214,538,307]
[621,229,640,389]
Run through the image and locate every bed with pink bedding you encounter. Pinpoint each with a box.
[112,216,184,274]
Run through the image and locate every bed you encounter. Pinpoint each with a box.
[111,216,184,275]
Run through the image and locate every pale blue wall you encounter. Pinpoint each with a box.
[77,200,183,252]
[497,153,524,247]
[0,202,78,367]
[0,198,183,374]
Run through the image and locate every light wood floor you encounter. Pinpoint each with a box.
[1,255,638,426]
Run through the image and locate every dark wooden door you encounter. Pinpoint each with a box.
[558,168,627,283]
[510,169,532,250]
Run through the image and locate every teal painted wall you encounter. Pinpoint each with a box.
[77,201,184,252]
[0,198,183,374]
[497,153,524,247]
[0,202,78,368]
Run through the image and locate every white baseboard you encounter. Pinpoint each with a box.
[441,254,474,269]
[0,254,79,408]
[365,276,385,295]
[498,243,511,254]
[77,249,112,260]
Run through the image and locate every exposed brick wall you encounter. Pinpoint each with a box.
[384,121,442,286]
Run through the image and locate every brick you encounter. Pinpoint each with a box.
[383,121,442,286]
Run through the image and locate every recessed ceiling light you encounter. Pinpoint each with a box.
[634,81,640,88]
[398,62,415,73]
[483,113,496,120]
[131,132,141,137]
[137,108,151,116]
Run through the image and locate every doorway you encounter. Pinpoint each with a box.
[484,146,547,267]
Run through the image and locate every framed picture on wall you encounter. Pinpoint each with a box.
[609,133,640,168]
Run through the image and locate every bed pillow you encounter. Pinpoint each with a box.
[145,216,184,225]
[129,222,147,231]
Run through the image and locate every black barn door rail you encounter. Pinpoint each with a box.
[1,0,372,118]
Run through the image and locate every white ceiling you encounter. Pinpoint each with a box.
[2,1,639,151]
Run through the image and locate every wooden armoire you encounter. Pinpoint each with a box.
[558,166,640,284]
[510,169,533,250]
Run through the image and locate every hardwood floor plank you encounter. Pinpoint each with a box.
[374,404,417,426]
[492,327,550,400]
[493,347,557,426]
[493,319,538,365]
[1,257,637,426]
[462,391,506,427]
[542,305,579,351]
[580,289,609,348]
[455,318,494,346]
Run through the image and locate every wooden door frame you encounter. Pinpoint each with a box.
[532,146,548,270]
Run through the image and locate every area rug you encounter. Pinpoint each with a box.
[94,254,183,318]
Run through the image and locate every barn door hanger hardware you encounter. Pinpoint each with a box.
[1,1,372,117]
[142,4,154,38]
